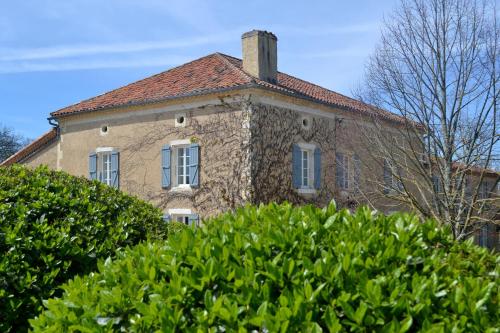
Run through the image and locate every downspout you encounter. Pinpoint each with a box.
[48,116,59,132]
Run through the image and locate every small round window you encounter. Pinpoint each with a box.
[100,125,108,135]
[175,113,187,127]
[301,116,312,130]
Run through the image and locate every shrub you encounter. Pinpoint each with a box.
[0,165,173,332]
[31,202,498,332]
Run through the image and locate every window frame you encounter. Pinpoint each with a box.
[167,208,199,227]
[297,142,316,193]
[336,152,361,192]
[169,140,193,190]
[93,147,118,187]
[100,151,112,186]
[174,145,191,187]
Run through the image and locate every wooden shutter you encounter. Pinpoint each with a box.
[189,143,200,188]
[162,145,171,188]
[188,214,199,226]
[314,147,321,189]
[335,153,344,189]
[111,151,120,188]
[292,144,301,188]
[89,152,97,180]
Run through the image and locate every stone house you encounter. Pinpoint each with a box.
[2,30,498,248]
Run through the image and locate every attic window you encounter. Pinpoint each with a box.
[175,113,187,127]
[301,116,312,130]
[100,125,109,135]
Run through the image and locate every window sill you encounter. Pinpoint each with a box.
[170,185,193,193]
[297,188,317,195]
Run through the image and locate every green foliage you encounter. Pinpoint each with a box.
[0,165,170,332]
[31,202,499,332]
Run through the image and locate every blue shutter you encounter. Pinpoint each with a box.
[335,153,344,189]
[188,214,199,226]
[111,151,120,188]
[89,152,97,180]
[162,145,171,188]
[189,143,200,188]
[292,144,301,188]
[163,214,171,223]
[314,147,321,189]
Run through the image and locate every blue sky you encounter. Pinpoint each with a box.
[0,0,398,139]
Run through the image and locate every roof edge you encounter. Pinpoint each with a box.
[0,128,58,166]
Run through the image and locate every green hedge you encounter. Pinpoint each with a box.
[31,202,498,332]
[0,165,174,332]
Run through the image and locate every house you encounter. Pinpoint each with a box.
[2,30,498,248]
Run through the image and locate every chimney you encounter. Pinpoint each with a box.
[241,30,278,83]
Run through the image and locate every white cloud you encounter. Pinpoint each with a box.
[0,32,236,62]
[0,55,192,74]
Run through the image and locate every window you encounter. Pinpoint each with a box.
[100,125,109,135]
[100,152,112,185]
[478,224,489,247]
[161,142,199,189]
[301,149,311,187]
[163,209,200,226]
[176,146,190,186]
[383,159,403,194]
[89,149,119,188]
[479,181,490,199]
[292,143,321,192]
[175,113,187,127]
[336,153,349,190]
[432,175,441,193]
[336,153,361,191]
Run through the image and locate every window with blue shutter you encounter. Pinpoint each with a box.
[89,153,97,180]
[162,145,171,188]
[292,144,302,189]
[189,143,200,187]
[111,151,119,188]
[188,214,200,226]
[314,147,321,189]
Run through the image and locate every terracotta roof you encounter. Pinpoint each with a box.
[51,53,406,123]
[0,128,58,166]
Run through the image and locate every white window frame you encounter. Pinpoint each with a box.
[167,208,198,226]
[337,153,350,190]
[297,142,316,194]
[170,139,192,190]
[95,147,115,186]
[384,159,403,193]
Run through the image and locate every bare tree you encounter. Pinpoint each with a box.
[0,125,30,163]
[355,0,499,240]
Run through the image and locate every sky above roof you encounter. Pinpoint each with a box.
[0,0,398,139]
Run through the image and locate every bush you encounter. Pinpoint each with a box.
[0,165,173,332]
[31,202,498,332]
